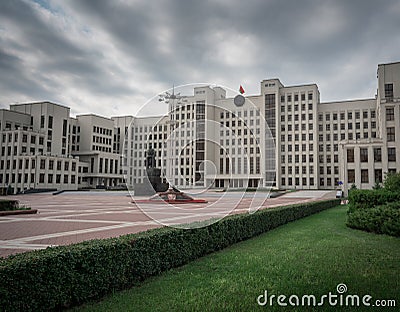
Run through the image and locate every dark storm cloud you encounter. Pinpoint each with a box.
[0,0,399,116]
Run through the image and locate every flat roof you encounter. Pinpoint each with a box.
[319,98,375,105]
[378,61,400,67]
[9,101,70,110]
[76,113,113,121]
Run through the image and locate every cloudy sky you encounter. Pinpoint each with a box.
[1,0,399,117]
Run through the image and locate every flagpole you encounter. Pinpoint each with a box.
[159,86,182,190]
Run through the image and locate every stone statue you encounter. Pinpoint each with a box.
[146,148,156,168]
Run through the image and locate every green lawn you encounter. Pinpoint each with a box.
[74,206,400,311]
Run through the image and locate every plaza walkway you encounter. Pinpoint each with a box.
[0,190,335,258]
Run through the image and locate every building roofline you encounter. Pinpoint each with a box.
[9,101,70,110]
[76,113,113,121]
[134,114,167,120]
[320,98,375,105]
[283,83,318,89]
[378,61,400,67]
[111,115,135,119]
[0,108,32,116]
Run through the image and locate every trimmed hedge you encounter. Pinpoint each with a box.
[0,199,20,211]
[348,189,400,212]
[0,199,340,311]
[347,204,400,237]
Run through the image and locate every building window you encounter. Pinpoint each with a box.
[385,83,393,100]
[374,148,382,162]
[386,107,394,121]
[388,147,396,162]
[387,127,395,141]
[361,169,369,183]
[375,169,383,183]
[62,119,67,137]
[360,148,368,162]
[347,149,354,162]
[348,169,355,183]
[40,115,45,128]
[48,116,53,129]
[265,94,275,107]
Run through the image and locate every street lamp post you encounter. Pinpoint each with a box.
[159,86,182,190]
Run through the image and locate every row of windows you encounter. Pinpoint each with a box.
[348,168,397,184]
[220,146,261,155]
[318,177,339,187]
[281,177,314,187]
[282,143,317,152]
[281,103,313,112]
[280,92,313,103]
[0,158,77,171]
[93,135,112,145]
[2,133,46,144]
[281,154,342,164]
[281,123,314,132]
[319,132,377,141]
[219,157,261,174]
[319,121,377,132]
[0,173,76,184]
[347,147,396,162]
[92,145,112,153]
[93,126,112,136]
[1,123,32,131]
[280,113,313,122]
[282,165,320,175]
[220,119,261,128]
[281,154,316,163]
[318,110,376,121]
[98,158,118,174]
[281,133,314,141]
[134,124,168,134]
[220,109,261,119]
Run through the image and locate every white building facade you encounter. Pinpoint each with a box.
[0,102,126,194]
[0,61,399,194]
[124,61,400,195]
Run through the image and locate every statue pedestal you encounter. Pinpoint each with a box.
[133,168,168,196]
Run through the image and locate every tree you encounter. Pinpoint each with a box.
[372,181,382,190]
[383,172,400,192]
[350,183,357,191]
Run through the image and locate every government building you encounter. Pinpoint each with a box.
[1,61,399,195]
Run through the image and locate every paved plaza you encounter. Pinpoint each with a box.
[0,190,335,258]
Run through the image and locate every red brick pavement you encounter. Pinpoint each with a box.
[0,190,334,258]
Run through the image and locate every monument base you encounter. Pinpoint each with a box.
[133,188,208,204]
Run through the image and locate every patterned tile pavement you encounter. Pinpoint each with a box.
[0,190,335,258]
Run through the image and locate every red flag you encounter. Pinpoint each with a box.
[239,85,245,94]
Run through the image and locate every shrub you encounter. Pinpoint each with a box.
[347,204,400,237]
[347,189,400,213]
[0,199,19,211]
[383,172,400,192]
[0,199,340,312]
